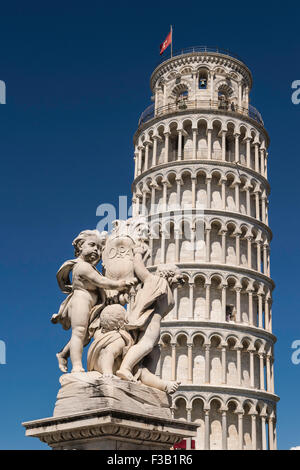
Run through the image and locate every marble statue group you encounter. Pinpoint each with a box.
[51,218,184,395]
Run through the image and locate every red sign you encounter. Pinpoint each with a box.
[173,439,195,449]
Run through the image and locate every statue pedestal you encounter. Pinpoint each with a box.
[22,372,197,450]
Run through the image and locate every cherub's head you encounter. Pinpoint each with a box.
[156,264,185,289]
[72,230,107,265]
[100,304,126,331]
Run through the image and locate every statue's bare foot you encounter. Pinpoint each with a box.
[71,365,85,373]
[165,381,181,394]
[116,368,136,382]
[56,353,68,373]
[102,373,114,378]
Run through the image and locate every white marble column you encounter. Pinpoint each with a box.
[236,347,242,386]
[189,282,194,318]
[221,178,226,210]
[177,130,183,160]
[152,135,158,166]
[265,297,270,331]
[144,142,150,171]
[207,129,212,159]
[221,229,227,264]
[221,284,227,322]
[150,182,158,215]
[261,195,266,224]
[235,233,241,266]
[176,177,181,209]
[263,243,268,275]
[235,287,241,322]
[141,189,148,216]
[173,286,178,320]
[255,191,260,220]
[186,407,192,450]
[162,179,168,212]
[238,83,242,107]
[254,143,259,172]
[266,354,271,391]
[171,343,176,381]
[260,149,265,177]
[248,288,254,325]
[268,417,274,450]
[234,181,240,212]
[192,128,197,159]
[191,176,196,209]
[164,132,170,164]
[205,228,211,262]
[274,422,277,450]
[271,358,275,392]
[204,345,210,383]
[261,415,267,450]
[267,248,271,276]
[206,177,212,208]
[258,293,263,328]
[245,137,251,167]
[138,145,143,175]
[245,184,251,216]
[234,133,240,162]
[259,353,265,390]
[247,236,252,269]
[221,130,227,161]
[175,229,180,263]
[204,410,210,450]
[251,414,257,450]
[205,282,211,320]
[187,343,193,384]
[222,411,227,450]
[221,346,226,384]
[249,349,255,388]
[256,241,262,272]
[160,226,166,264]
[237,412,244,450]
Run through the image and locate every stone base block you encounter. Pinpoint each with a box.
[22,372,197,449]
[23,408,197,450]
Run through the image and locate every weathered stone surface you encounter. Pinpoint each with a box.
[53,371,172,419]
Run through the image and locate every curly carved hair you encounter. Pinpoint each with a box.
[100,304,126,331]
[72,229,107,257]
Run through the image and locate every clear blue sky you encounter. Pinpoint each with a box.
[0,0,299,450]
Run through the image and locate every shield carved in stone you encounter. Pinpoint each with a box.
[102,234,135,281]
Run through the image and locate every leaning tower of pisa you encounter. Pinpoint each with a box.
[132,47,279,450]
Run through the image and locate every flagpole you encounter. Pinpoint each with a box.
[171,25,173,57]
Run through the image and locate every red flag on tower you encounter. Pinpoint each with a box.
[159,27,173,56]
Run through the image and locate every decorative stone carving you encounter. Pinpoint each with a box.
[51,229,137,374]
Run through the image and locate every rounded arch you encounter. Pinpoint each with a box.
[170,81,192,100]
[208,395,224,409]
[226,397,242,411]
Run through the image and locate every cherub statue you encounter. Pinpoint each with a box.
[87,303,180,394]
[116,245,185,385]
[51,230,136,373]
[87,304,134,377]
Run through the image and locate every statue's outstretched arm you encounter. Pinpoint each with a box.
[80,263,130,290]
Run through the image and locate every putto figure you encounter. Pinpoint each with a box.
[51,230,136,373]
[116,244,184,386]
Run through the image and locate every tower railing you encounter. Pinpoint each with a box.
[138,101,264,127]
[155,46,244,66]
